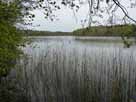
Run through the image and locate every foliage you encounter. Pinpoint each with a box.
[23,24,136,37]
[0,0,22,24]
[0,1,27,102]
[73,24,136,36]
[22,30,72,36]
[22,0,136,25]
[0,23,22,77]
[0,1,23,78]
[0,77,29,102]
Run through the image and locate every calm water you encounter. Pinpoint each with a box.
[17,36,136,102]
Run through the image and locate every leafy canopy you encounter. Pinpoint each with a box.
[0,0,23,77]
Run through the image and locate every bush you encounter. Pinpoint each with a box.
[0,22,22,77]
[0,0,23,78]
[0,1,28,102]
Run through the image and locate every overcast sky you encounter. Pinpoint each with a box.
[26,0,136,32]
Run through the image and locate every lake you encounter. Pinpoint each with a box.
[17,36,136,102]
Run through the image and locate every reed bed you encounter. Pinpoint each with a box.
[16,38,136,102]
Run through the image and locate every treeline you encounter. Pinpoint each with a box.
[23,24,136,37]
[73,24,136,37]
[22,30,73,36]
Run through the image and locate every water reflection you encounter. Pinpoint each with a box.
[19,36,136,102]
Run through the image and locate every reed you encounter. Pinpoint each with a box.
[16,38,136,102]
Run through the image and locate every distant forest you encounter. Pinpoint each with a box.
[23,24,136,37]
[22,30,73,36]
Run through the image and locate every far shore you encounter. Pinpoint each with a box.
[22,24,136,37]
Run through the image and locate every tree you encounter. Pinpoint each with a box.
[0,1,30,102]
[22,0,136,23]
[0,0,23,78]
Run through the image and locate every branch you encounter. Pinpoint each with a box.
[112,0,136,23]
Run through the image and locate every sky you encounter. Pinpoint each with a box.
[26,0,136,32]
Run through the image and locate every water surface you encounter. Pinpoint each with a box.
[18,36,136,102]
